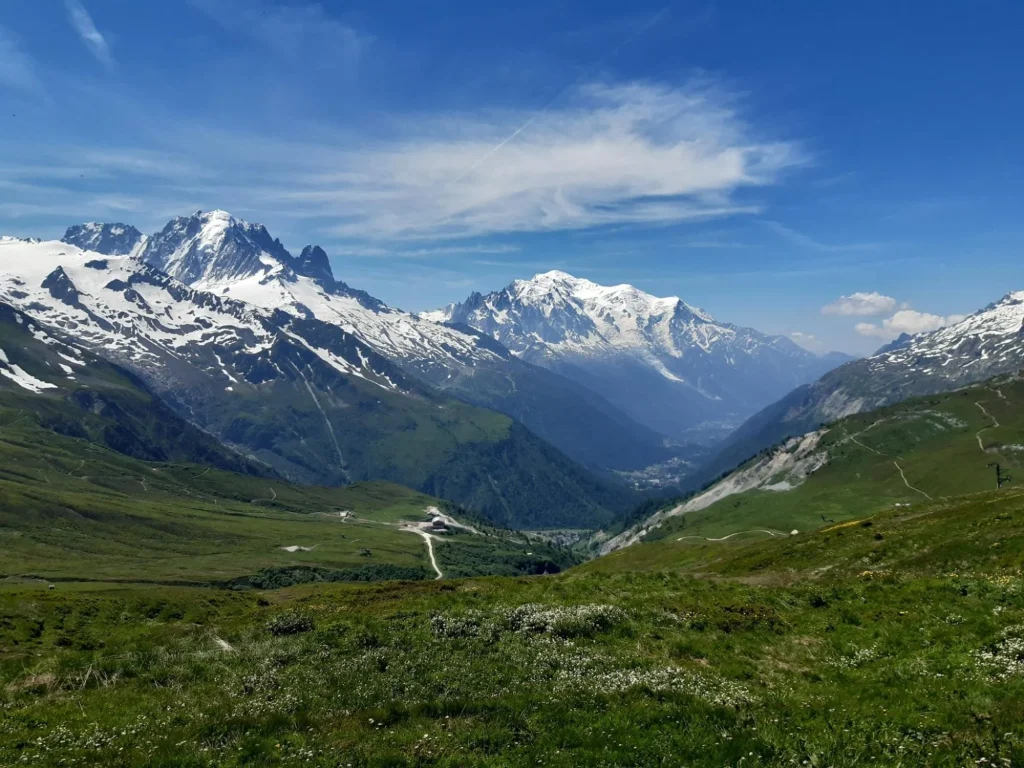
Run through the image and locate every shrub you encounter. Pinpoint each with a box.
[503,603,626,638]
[266,610,314,636]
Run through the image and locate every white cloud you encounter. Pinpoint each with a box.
[790,331,823,352]
[855,309,965,340]
[0,25,43,94]
[189,0,371,70]
[64,0,115,71]
[339,243,521,259]
[764,221,880,252]
[307,80,802,239]
[1,77,803,243]
[821,291,897,317]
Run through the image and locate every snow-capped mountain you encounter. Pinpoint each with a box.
[88,211,680,475]
[1,212,701,488]
[0,234,637,527]
[62,222,145,256]
[707,290,1024,478]
[139,210,302,286]
[426,271,846,442]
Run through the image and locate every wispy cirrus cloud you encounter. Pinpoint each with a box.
[188,0,372,71]
[0,25,43,95]
[2,77,803,244]
[64,0,115,71]
[337,243,521,259]
[764,220,880,252]
[297,80,802,240]
[821,291,897,317]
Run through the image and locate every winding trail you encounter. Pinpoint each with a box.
[975,401,999,453]
[406,529,443,579]
[677,529,787,543]
[849,435,884,456]
[893,459,932,500]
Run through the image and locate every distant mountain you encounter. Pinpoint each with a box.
[109,210,685,476]
[0,233,636,528]
[426,271,845,442]
[0,301,265,474]
[705,291,1024,478]
[599,370,1024,554]
[62,222,145,256]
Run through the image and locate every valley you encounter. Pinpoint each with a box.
[2,477,1022,766]
[602,374,1024,552]
[1,212,1023,767]
[3,5,1022,765]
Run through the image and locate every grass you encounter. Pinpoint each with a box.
[2,485,1023,765]
[0,302,636,530]
[0,407,574,585]
[638,375,1024,544]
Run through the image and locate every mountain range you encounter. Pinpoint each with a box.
[704,290,1024,479]
[426,271,848,443]
[0,222,638,528]
[66,212,691,476]
[4,208,1020,532]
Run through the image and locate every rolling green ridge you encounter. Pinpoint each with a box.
[624,373,1024,546]
[0,408,574,584]
[0,302,636,529]
[1,484,1022,766]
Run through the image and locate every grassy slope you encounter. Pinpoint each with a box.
[0,301,634,530]
[1,487,1022,766]
[640,374,1024,544]
[0,409,572,584]
[205,357,637,530]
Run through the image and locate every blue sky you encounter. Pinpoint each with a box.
[1,1,1022,354]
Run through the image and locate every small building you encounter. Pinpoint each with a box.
[431,518,448,532]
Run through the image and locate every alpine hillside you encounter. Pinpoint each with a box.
[600,369,1024,554]
[707,290,1024,478]
[0,307,572,584]
[0,232,634,528]
[61,214,690,478]
[425,271,848,443]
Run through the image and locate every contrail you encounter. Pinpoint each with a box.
[450,2,677,185]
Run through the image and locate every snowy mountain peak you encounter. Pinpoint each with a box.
[428,271,840,441]
[62,222,145,256]
[510,270,712,323]
[139,210,293,287]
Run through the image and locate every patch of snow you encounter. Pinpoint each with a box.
[0,364,57,393]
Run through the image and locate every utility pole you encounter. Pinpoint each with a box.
[987,462,1011,490]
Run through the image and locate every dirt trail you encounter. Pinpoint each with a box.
[405,528,442,579]
[677,529,787,543]
[893,459,932,500]
[974,401,999,453]
[849,435,884,456]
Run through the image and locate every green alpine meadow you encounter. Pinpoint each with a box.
[2,4,1023,764]
[2,483,1023,766]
